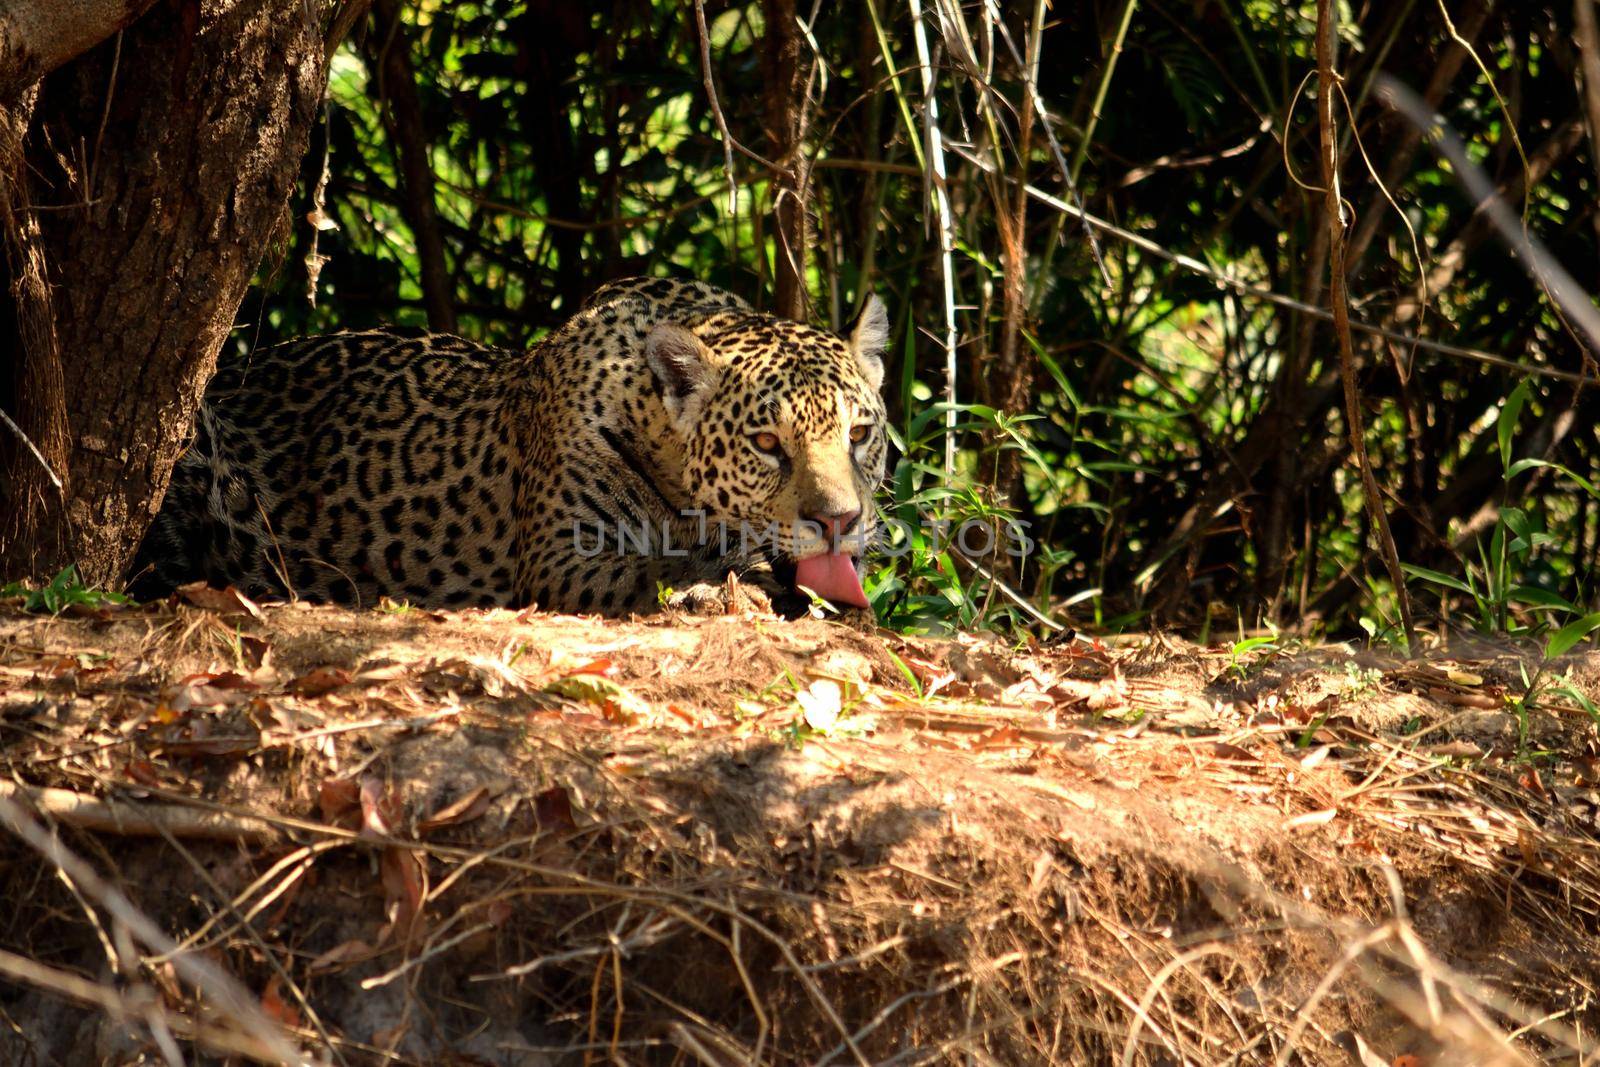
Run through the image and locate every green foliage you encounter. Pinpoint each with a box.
[1,566,130,615]
[225,1,1599,638]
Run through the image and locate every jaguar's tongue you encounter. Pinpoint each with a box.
[793,552,869,609]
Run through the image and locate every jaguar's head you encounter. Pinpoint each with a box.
[645,298,891,607]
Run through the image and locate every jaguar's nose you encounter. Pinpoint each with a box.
[803,508,861,540]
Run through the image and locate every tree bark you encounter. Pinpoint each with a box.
[763,0,811,321]
[0,89,71,577]
[366,0,455,333]
[0,0,337,586]
[0,0,160,101]
[1577,0,1600,267]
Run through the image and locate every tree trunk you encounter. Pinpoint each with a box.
[0,0,161,101]
[762,0,811,321]
[0,90,71,578]
[0,0,340,586]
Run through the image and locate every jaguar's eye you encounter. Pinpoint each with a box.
[849,424,871,445]
[751,431,781,454]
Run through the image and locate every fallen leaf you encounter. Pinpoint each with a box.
[1209,741,1258,762]
[543,674,645,724]
[125,760,163,787]
[1284,808,1338,830]
[372,1021,410,1052]
[359,776,402,837]
[160,730,260,758]
[380,846,426,943]
[558,656,616,677]
[1516,828,1547,870]
[1299,745,1334,770]
[318,777,361,826]
[418,786,492,833]
[534,785,576,832]
[973,724,1026,751]
[237,633,272,670]
[1575,756,1600,785]
[1426,686,1499,709]
[664,702,701,728]
[291,666,352,697]
[352,662,408,684]
[160,672,260,716]
[357,777,426,943]
[176,582,265,621]
[307,939,374,974]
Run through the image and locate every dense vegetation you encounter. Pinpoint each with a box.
[136,2,1600,637]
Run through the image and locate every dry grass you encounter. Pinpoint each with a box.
[2,595,1599,1065]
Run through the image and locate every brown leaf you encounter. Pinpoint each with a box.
[372,1022,410,1053]
[238,633,272,670]
[160,672,260,716]
[534,785,576,833]
[307,939,374,974]
[664,702,702,728]
[291,666,352,697]
[125,760,163,787]
[418,786,492,833]
[1426,686,1499,709]
[1209,741,1259,762]
[318,777,361,826]
[1516,828,1547,870]
[359,776,402,837]
[557,656,616,677]
[176,581,265,621]
[259,976,301,1028]
[380,846,426,943]
[973,724,1026,751]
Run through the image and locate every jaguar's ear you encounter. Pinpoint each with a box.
[646,324,718,428]
[848,294,888,391]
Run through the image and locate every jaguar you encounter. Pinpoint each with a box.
[134,277,891,615]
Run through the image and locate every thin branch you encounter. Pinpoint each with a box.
[0,790,309,1065]
[899,147,1600,386]
[1374,76,1600,359]
[692,0,743,214]
[1070,0,1139,184]
[1317,2,1416,650]
[0,781,279,843]
[908,0,960,478]
[366,0,457,332]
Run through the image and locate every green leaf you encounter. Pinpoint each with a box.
[1506,458,1600,498]
[1400,564,1476,597]
[1497,380,1530,472]
[1508,586,1576,612]
[1545,613,1600,660]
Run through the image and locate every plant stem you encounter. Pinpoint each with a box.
[1315,0,1418,652]
[1071,0,1138,185]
